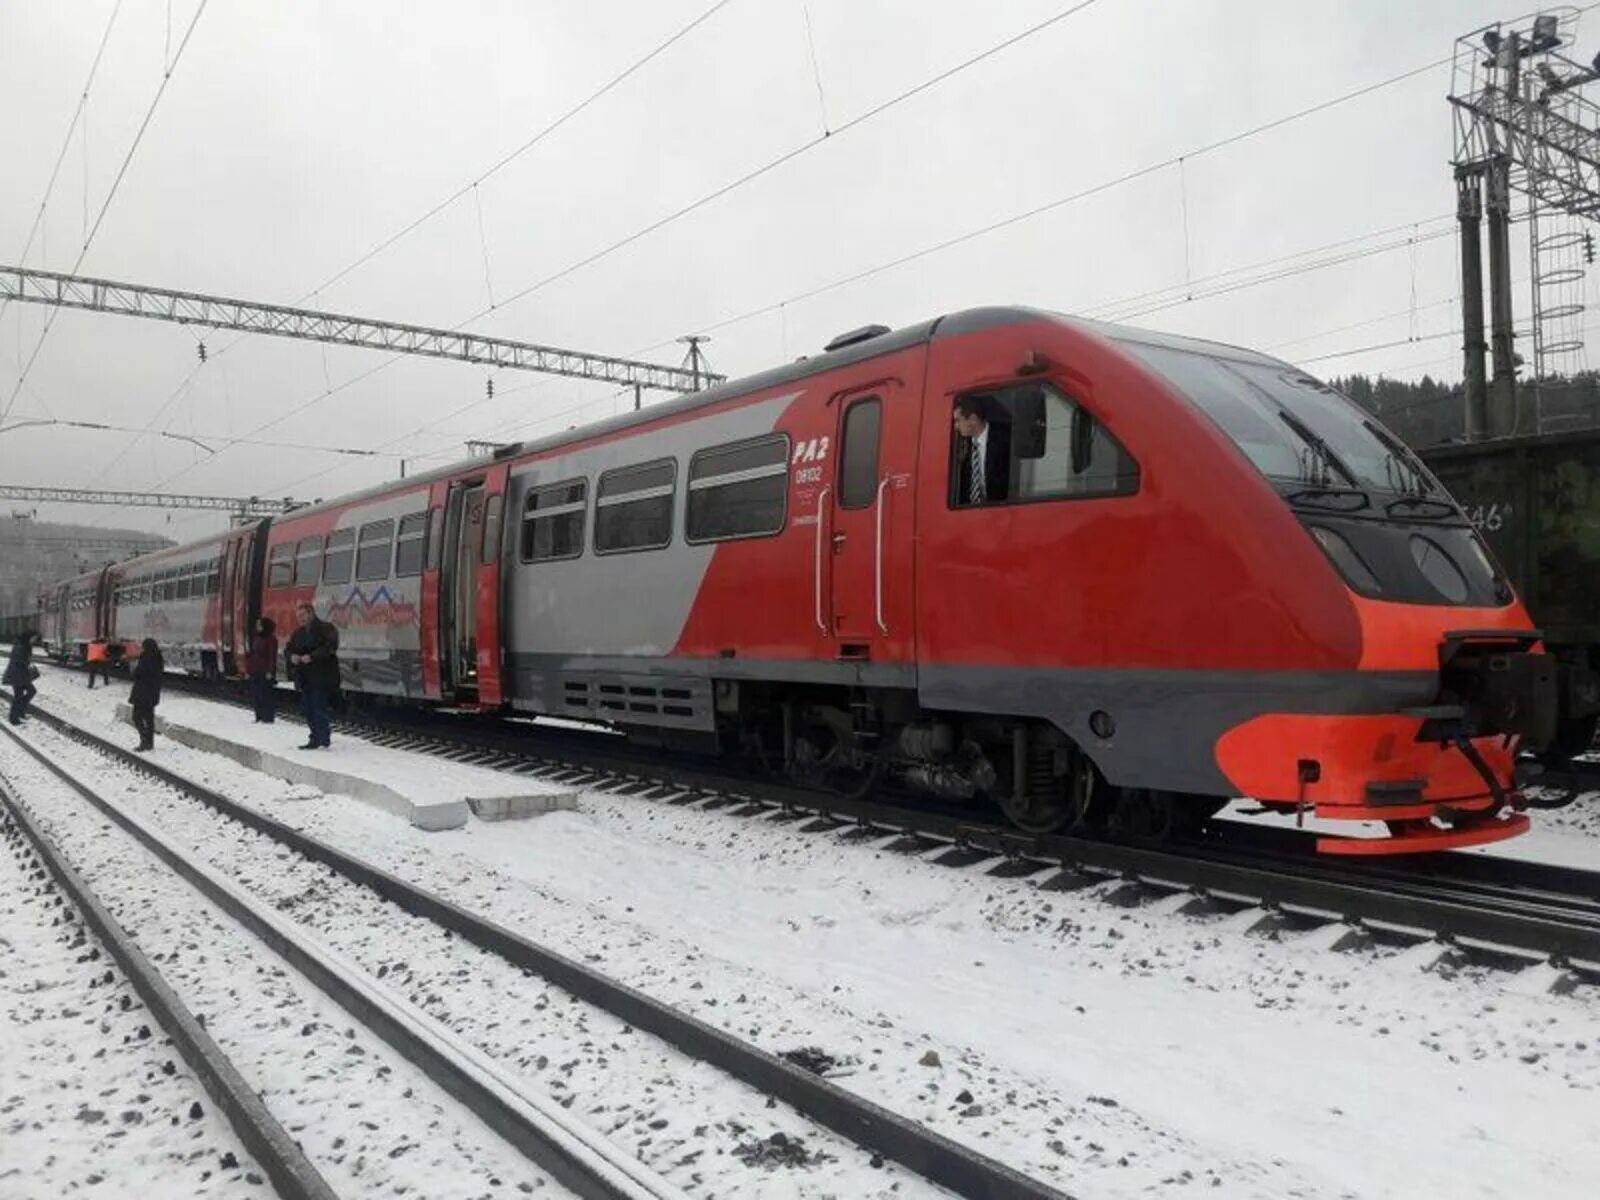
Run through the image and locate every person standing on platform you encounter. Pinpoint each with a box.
[286,601,339,750]
[130,638,164,751]
[86,638,111,688]
[247,617,279,723]
[4,634,39,725]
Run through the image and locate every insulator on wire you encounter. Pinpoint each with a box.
[197,342,208,363]
[486,377,494,399]
[1585,232,1595,265]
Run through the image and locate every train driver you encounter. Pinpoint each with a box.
[952,394,1011,506]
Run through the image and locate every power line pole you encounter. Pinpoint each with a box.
[677,335,713,392]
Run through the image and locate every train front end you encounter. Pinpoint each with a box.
[1122,337,1554,854]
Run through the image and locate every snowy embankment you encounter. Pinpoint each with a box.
[0,733,560,1200]
[4,715,935,1199]
[26,668,1600,1199]
[0,803,267,1197]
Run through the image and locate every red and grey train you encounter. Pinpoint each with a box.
[34,307,1558,854]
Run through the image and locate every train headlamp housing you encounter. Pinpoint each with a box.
[1308,525,1383,596]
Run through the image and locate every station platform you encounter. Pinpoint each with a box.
[113,694,578,831]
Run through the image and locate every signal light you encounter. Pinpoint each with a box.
[1586,233,1595,265]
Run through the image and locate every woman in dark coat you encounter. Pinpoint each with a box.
[4,635,38,725]
[246,617,279,723]
[129,638,164,751]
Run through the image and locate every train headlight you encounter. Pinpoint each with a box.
[1308,525,1383,596]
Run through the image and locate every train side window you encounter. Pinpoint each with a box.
[394,512,428,577]
[356,519,394,582]
[267,543,295,589]
[838,398,881,509]
[686,434,788,542]
[295,537,324,586]
[520,479,587,562]
[176,570,192,601]
[322,528,355,585]
[207,556,222,594]
[595,459,675,554]
[949,382,1138,507]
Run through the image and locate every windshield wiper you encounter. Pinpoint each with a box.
[1287,486,1370,512]
[1362,419,1442,497]
[1277,410,1359,487]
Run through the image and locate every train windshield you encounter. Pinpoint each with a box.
[1122,341,1444,499]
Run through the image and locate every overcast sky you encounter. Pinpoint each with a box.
[0,0,1579,540]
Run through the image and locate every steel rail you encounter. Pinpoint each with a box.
[26,667,1600,970]
[0,748,340,1200]
[0,719,685,1200]
[4,694,1075,1200]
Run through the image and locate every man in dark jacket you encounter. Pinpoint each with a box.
[247,617,279,723]
[130,638,163,751]
[4,634,39,725]
[953,394,1012,505]
[285,602,339,749]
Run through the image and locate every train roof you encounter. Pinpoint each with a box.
[272,306,1285,525]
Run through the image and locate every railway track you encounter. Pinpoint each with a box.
[0,696,1071,1200]
[24,666,1600,979]
[39,662,1600,969]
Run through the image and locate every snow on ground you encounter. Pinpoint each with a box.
[24,670,1600,1199]
[7,716,938,1197]
[0,804,268,1198]
[0,733,560,1200]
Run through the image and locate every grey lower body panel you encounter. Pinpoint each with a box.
[506,651,917,731]
[919,664,1439,795]
[338,651,424,700]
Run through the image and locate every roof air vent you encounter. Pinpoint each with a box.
[824,324,891,353]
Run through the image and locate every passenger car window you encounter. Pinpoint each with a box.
[356,520,394,582]
[687,435,788,542]
[394,512,428,577]
[267,543,294,589]
[322,528,355,585]
[595,460,675,554]
[295,537,324,586]
[520,480,587,562]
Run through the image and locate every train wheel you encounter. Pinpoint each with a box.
[1541,714,1598,765]
[789,706,881,800]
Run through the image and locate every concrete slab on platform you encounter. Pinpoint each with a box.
[114,700,578,831]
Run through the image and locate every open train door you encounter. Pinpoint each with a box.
[438,460,511,708]
[419,480,449,701]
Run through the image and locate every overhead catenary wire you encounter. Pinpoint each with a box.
[0,0,210,426]
[134,0,1112,502]
[77,0,739,491]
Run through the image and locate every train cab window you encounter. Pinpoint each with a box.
[949,383,1137,507]
[267,543,295,589]
[294,537,324,586]
[687,434,789,542]
[520,479,587,562]
[356,519,394,582]
[838,398,881,509]
[322,528,355,585]
[394,512,427,577]
[595,460,675,554]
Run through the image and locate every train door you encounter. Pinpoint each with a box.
[419,482,448,700]
[439,462,510,705]
[827,383,916,658]
[96,566,115,644]
[219,528,254,673]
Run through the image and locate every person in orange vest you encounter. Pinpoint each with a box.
[86,639,111,689]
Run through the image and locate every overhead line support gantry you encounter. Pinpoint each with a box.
[0,265,720,394]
